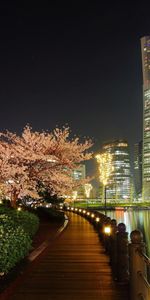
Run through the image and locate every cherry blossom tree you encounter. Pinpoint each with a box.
[0,126,93,207]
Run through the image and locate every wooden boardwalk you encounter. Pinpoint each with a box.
[10,212,129,300]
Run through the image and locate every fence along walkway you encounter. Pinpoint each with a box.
[10,212,129,300]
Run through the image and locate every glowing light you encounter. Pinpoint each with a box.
[79,209,82,212]
[104,226,111,234]
[72,190,78,200]
[91,213,95,218]
[71,207,74,211]
[96,217,100,222]
[47,158,57,162]
[87,212,90,216]
[17,207,22,211]
[75,208,78,211]
[84,183,93,198]
[117,143,128,147]
[7,179,14,184]
[83,210,86,214]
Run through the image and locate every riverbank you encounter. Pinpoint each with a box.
[72,201,150,210]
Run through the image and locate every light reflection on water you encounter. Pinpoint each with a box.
[99,209,150,257]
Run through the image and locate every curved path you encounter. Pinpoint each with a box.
[9,212,128,300]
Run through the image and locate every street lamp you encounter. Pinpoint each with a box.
[95,152,113,215]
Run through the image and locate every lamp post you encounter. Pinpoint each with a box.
[104,184,107,213]
[95,152,113,215]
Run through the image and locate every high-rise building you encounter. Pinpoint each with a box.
[101,140,131,201]
[134,141,142,196]
[72,164,86,181]
[72,164,86,198]
[141,36,150,201]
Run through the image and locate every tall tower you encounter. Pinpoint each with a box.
[134,141,142,196]
[141,36,150,201]
[102,140,131,202]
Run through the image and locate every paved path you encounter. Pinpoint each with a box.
[9,212,129,300]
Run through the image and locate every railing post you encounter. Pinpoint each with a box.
[116,222,129,283]
[98,215,107,241]
[109,219,118,280]
[102,217,111,250]
[129,230,147,300]
[93,214,101,231]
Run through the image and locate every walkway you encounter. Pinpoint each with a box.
[8,212,128,300]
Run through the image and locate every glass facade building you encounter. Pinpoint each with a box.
[72,164,86,181]
[134,141,142,196]
[72,164,86,198]
[141,36,150,201]
[102,140,131,202]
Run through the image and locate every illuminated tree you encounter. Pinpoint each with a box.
[95,152,113,213]
[84,183,93,198]
[72,190,78,200]
[0,126,93,207]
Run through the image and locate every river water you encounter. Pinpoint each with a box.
[99,209,150,257]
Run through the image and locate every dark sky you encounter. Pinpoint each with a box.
[0,1,150,178]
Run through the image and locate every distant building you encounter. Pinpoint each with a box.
[101,140,131,201]
[141,36,150,201]
[134,141,142,196]
[72,164,86,198]
[72,164,86,181]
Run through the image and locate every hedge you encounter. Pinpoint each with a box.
[0,206,39,237]
[0,206,39,274]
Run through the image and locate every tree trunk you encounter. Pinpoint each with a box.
[11,188,19,208]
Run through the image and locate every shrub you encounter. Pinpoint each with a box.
[0,207,39,274]
[12,210,39,237]
[0,206,39,237]
[0,214,32,274]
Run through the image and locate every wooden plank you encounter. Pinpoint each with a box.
[10,212,129,300]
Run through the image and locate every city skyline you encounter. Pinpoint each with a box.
[0,2,150,179]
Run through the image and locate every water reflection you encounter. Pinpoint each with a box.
[100,209,150,257]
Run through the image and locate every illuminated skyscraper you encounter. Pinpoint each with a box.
[101,140,131,201]
[72,164,86,181]
[72,164,86,198]
[141,36,150,201]
[134,141,142,196]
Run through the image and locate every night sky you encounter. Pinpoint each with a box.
[0,1,150,179]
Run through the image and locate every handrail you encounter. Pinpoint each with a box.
[138,294,145,300]
[137,271,150,289]
[137,249,150,267]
